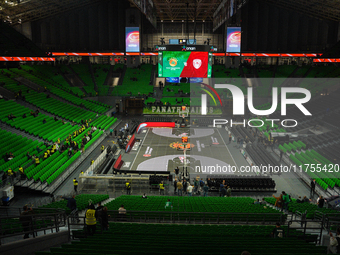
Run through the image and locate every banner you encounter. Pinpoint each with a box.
[226,27,241,53]
[166,77,180,83]
[189,78,203,83]
[125,27,140,52]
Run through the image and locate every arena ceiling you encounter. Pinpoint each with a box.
[261,0,340,22]
[1,0,340,26]
[0,0,104,25]
[150,0,223,21]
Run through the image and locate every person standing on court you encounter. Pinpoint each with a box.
[177,180,183,196]
[182,179,188,195]
[174,166,179,178]
[101,145,105,153]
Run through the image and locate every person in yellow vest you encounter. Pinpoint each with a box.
[7,168,13,176]
[19,166,25,179]
[159,181,165,195]
[65,137,69,143]
[57,138,61,144]
[80,171,84,175]
[101,145,105,153]
[82,125,85,132]
[47,149,50,156]
[85,204,97,236]
[35,156,40,166]
[86,122,89,128]
[51,147,55,155]
[126,181,131,195]
[73,178,78,193]
[73,131,77,137]
[43,151,48,159]
[91,159,94,165]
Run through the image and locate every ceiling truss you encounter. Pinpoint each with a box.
[261,0,340,22]
[0,0,104,25]
[152,0,222,21]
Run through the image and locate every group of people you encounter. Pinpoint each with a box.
[85,202,110,235]
[61,195,110,236]
[272,191,292,212]
[3,152,14,162]
[3,119,98,181]
[273,190,325,214]
[173,178,210,197]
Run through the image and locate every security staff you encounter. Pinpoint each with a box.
[43,151,48,159]
[19,166,25,179]
[101,145,105,153]
[7,168,13,176]
[47,149,50,156]
[57,138,61,144]
[126,181,131,195]
[159,181,165,195]
[35,156,40,166]
[85,204,97,236]
[91,159,94,165]
[73,178,78,193]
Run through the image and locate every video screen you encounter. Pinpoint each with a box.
[169,39,179,44]
[226,27,241,53]
[160,51,209,78]
[125,27,140,52]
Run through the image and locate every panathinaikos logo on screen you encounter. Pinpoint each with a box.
[163,51,191,77]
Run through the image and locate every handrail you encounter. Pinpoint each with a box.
[0,206,65,217]
[0,209,67,245]
[104,210,286,225]
[287,219,323,245]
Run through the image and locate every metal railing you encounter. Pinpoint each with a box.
[322,212,340,230]
[287,219,323,244]
[104,210,286,225]
[0,208,67,245]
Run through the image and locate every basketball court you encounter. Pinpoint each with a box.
[128,127,240,175]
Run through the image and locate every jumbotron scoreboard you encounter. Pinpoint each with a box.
[157,45,213,78]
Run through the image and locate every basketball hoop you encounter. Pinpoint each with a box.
[179,105,189,118]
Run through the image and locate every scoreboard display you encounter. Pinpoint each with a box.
[158,51,212,78]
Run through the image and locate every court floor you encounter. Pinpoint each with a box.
[129,127,239,175]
